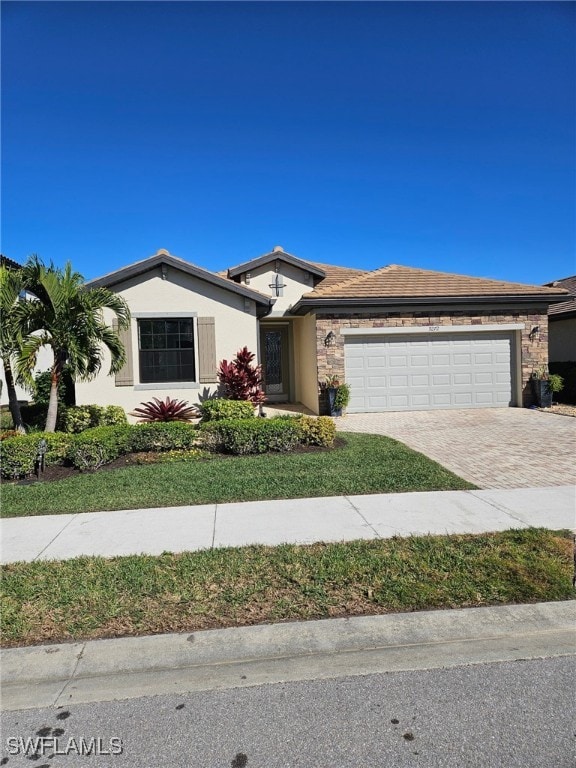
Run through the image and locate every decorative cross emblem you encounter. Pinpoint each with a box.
[269,272,286,297]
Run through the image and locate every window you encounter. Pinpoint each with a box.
[138,319,195,383]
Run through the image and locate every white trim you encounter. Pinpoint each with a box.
[340,323,524,337]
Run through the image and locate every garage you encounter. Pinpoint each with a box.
[344,328,517,412]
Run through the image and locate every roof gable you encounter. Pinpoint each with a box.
[227,246,326,280]
[87,249,273,308]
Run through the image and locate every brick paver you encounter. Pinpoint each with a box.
[337,408,576,489]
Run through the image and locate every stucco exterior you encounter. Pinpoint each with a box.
[76,264,260,417]
[239,261,315,316]
[293,313,320,413]
[0,344,53,406]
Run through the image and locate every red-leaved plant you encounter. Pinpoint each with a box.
[218,347,266,405]
[130,397,199,422]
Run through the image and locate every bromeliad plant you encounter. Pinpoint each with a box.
[130,397,199,423]
[218,347,266,405]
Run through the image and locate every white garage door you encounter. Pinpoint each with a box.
[345,332,514,412]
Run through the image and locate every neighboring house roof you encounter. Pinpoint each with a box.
[291,264,570,314]
[227,246,327,279]
[544,275,576,319]
[0,254,23,270]
[87,249,274,312]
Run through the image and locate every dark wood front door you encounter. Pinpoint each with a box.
[260,326,290,401]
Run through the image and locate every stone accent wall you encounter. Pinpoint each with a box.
[315,309,549,410]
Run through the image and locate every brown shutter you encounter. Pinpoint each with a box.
[197,317,217,383]
[113,319,134,386]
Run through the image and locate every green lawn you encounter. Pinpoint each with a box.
[2,529,573,647]
[1,433,475,518]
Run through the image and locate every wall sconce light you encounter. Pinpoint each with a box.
[529,326,540,341]
[161,264,168,280]
[324,331,336,347]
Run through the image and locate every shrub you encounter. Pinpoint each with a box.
[31,368,75,407]
[62,404,128,433]
[549,361,576,404]
[101,405,128,426]
[201,417,301,455]
[0,408,14,430]
[130,397,199,422]
[0,430,21,441]
[0,435,38,479]
[199,398,255,422]
[20,403,48,431]
[129,422,199,453]
[297,416,336,447]
[0,432,72,479]
[218,347,266,405]
[67,425,132,471]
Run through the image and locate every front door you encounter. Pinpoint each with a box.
[260,325,290,401]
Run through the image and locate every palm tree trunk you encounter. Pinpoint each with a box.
[44,368,60,432]
[3,358,26,433]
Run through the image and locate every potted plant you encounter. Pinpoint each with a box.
[530,367,564,408]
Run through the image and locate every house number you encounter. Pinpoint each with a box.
[429,325,440,331]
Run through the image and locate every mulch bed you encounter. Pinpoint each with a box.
[15,439,344,486]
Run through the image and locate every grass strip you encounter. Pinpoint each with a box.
[1,433,474,518]
[2,529,573,647]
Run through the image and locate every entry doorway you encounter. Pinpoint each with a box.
[260,325,291,402]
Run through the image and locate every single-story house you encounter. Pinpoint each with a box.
[545,275,576,362]
[76,246,571,415]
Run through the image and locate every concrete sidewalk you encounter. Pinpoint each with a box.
[2,485,575,564]
[2,601,574,711]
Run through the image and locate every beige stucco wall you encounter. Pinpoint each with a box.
[0,344,54,406]
[240,261,314,315]
[293,314,320,413]
[548,317,576,361]
[315,309,549,409]
[75,266,259,417]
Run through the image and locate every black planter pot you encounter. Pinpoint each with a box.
[531,378,553,408]
[327,387,343,417]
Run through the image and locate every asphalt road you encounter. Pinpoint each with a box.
[1,656,574,768]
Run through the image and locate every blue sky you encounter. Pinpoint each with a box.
[2,1,574,285]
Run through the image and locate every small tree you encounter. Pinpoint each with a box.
[218,347,266,405]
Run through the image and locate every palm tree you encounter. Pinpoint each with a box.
[0,264,26,432]
[17,259,131,432]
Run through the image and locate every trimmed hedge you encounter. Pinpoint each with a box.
[0,416,335,477]
[67,426,133,470]
[201,417,301,455]
[0,432,73,480]
[0,422,199,478]
[62,405,127,433]
[129,422,199,453]
[199,398,256,422]
[200,415,335,455]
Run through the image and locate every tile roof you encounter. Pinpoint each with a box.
[302,264,571,300]
[545,275,576,316]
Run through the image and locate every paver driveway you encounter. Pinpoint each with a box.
[338,408,576,489]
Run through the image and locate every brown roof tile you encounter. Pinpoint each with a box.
[545,275,576,316]
[302,264,570,300]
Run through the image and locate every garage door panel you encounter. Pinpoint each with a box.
[345,332,514,412]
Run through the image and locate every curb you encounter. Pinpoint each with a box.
[2,601,575,711]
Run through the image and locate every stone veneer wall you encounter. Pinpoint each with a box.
[316,309,549,410]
